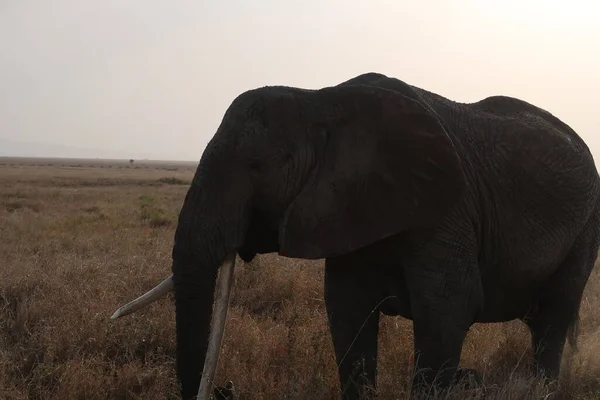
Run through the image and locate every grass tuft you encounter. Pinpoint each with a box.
[139,195,173,228]
[156,177,190,185]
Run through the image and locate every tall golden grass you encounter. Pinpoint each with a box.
[0,158,599,399]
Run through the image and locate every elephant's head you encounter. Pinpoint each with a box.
[111,73,466,399]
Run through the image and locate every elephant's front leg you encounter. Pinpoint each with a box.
[410,305,471,393]
[324,258,382,400]
[406,234,481,395]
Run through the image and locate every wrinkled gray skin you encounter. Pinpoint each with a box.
[171,72,600,399]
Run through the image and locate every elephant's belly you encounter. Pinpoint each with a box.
[475,260,558,322]
[377,272,413,319]
[378,295,412,319]
[475,291,534,322]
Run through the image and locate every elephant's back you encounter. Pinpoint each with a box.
[454,97,600,275]
[405,84,600,225]
[470,97,598,202]
[468,95,593,155]
[414,89,600,224]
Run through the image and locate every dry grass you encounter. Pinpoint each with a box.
[0,157,599,399]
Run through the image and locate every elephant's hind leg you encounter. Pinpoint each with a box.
[525,223,600,380]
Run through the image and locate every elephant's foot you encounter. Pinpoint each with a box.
[410,368,483,399]
[212,380,236,400]
[453,368,483,388]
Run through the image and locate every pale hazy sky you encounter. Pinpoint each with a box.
[1,0,598,161]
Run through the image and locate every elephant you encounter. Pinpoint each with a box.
[111,72,600,399]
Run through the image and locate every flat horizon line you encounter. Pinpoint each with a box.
[0,155,199,164]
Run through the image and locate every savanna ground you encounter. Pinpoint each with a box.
[1,157,599,400]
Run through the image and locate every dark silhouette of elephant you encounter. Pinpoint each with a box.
[112,72,600,399]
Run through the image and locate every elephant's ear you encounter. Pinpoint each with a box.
[278,85,466,259]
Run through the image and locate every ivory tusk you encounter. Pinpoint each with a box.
[197,253,236,400]
[110,274,174,319]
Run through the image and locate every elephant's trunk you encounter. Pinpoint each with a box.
[172,252,235,400]
[171,180,248,399]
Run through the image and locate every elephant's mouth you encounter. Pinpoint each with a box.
[111,253,237,399]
